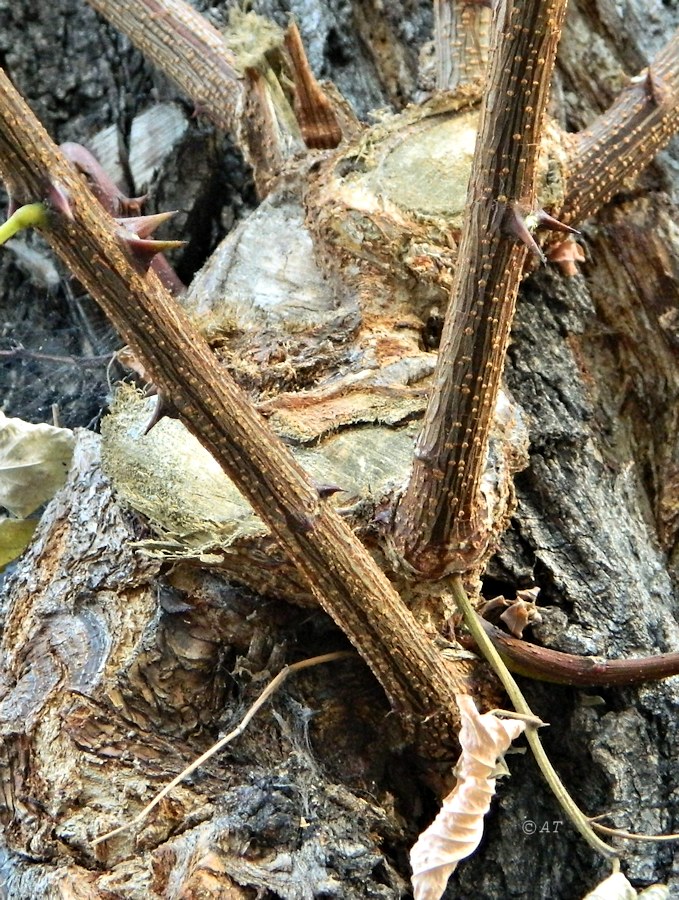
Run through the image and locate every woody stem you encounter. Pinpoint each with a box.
[393,0,569,577]
[561,30,679,224]
[433,0,492,90]
[0,67,464,754]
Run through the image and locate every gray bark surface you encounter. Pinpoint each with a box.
[1,1,678,898]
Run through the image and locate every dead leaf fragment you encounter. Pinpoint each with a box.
[582,872,669,900]
[582,873,637,900]
[546,237,585,276]
[0,517,38,570]
[0,412,75,517]
[410,693,526,900]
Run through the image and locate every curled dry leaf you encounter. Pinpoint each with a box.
[0,411,75,517]
[410,693,527,900]
[582,872,669,900]
[500,597,542,638]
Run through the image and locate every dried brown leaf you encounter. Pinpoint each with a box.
[410,693,527,900]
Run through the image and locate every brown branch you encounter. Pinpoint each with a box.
[0,67,465,754]
[85,0,291,195]
[433,0,492,91]
[561,30,679,224]
[87,0,242,133]
[393,0,569,577]
[473,617,679,687]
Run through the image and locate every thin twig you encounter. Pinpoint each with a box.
[0,347,111,367]
[450,575,618,861]
[91,651,354,847]
[590,822,679,843]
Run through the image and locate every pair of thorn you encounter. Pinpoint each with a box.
[4,143,186,293]
[505,202,580,264]
[116,209,185,291]
[60,141,185,292]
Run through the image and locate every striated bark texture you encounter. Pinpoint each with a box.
[1,1,679,899]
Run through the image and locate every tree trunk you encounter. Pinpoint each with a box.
[1,1,679,898]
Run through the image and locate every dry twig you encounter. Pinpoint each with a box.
[91,651,353,847]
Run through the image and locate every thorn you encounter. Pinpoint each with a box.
[143,393,178,435]
[644,66,668,107]
[313,482,345,499]
[118,230,186,273]
[45,182,74,220]
[116,213,185,292]
[115,211,177,238]
[285,510,315,534]
[7,195,17,217]
[533,209,580,236]
[505,203,546,263]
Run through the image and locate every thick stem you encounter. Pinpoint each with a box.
[0,69,464,754]
[393,0,568,577]
[433,0,491,91]
[87,0,241,133]
[85,0,290,194]
[561,30,679,224]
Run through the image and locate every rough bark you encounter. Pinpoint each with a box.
[1,1,679,899]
